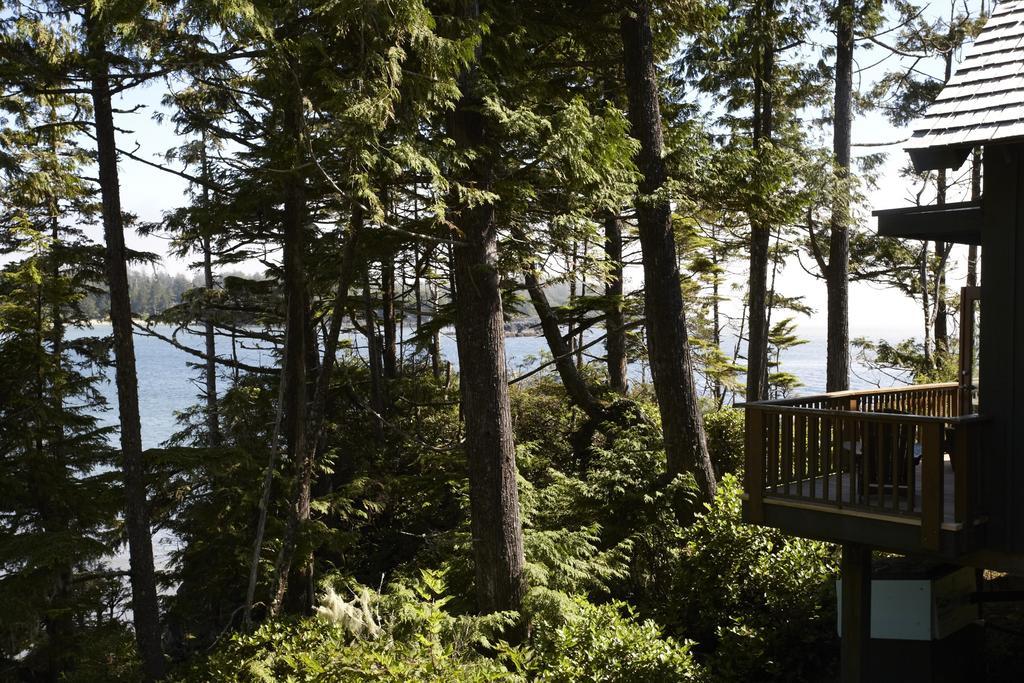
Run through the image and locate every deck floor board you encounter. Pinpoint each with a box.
[768,458,956,524]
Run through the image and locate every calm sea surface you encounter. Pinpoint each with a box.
[72,323,908,448]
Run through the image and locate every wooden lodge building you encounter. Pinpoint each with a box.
[741,2,1024,680]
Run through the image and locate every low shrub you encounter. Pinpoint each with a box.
[180,570,517,682]
[510,591,700,682]
[664,474,839,682]
[702,407,745,477]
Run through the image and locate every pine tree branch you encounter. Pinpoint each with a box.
[131,321,275,374]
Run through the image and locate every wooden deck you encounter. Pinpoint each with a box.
[767,456,956,525]
[744,383,984,554]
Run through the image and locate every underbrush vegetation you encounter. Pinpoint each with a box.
[169,371,838,682]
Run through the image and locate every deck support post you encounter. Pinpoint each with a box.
[840,542,871,683]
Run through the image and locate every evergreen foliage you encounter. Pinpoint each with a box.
[0,0,989,678]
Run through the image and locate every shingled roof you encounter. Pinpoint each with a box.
[905,0,1024,171]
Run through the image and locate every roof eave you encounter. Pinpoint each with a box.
[907,145,973,173]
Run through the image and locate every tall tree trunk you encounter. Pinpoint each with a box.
[200,142,220,447]
[620,0,716,500]
[745,0,776,402]
[244,328,288,627]
[270,83,312,615]
[523,269,603,419]
[254,206,361,623]
[381,259,398,380]
[711,234,725,407]
[567,243,579,364]
[430,278,443,379]
[604,211,628,394]
[84,9,164,678]
[42,126,75,676]
[449,0,526,619]
[575,237,587,368]
[826,0,853,392]
[363,274,387,435]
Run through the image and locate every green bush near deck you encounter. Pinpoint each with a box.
[703,407,746,477]
[515,592,699,682]
[665,474,840,682]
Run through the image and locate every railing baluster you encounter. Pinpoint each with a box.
[795,413,806,496]
[808,415,819,501]
[953,425,970,525]
[908,423,917,514]
[862,419,872,508]
[889,421,899,512]
[848,417,858,507]
[822,414,832,502]
[781,414,793,496]
[834,415,844,505]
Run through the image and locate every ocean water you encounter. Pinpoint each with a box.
[72,323,905,448]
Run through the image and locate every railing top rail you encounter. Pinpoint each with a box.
[738,382,959,408]
[743,403,986,425]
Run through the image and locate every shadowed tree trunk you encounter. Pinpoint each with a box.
[84,7,165,678]
[448,0,526,619]
[270,82,312,615]
[200,141,220,446]
[620,0,716,501]
[247,205,361,625]
[604,211,628,394]
[746,0,776,402]
[382,259,398,380]
[826,0,853,392]
[364,275,386,432]
[523,269,603,419]
[39,121,75,675]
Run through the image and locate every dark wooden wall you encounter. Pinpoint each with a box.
[979,142,1024,553]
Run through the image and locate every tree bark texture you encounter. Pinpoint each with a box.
[84,8,165,678]
[745,0,776,402]
[620,0,717,501]
[200,142,221,447]
[523,269,603,419]
[604,211,628,394]
[449,0,526,617]
[381,259,398,380]
[826,0,853,392]
[270,83,312,615]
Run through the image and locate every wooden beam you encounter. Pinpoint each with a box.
[908,145,972,173]
[744,407,765,523]
[873,201,982,245]
[920,423,944,551]
[840,543,872,683]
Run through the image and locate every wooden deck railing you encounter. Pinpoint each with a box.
[744,383,982,550]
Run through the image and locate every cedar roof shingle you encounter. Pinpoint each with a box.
[905,1,1024,170]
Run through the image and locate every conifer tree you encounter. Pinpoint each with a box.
[0,59,124,677]
[620,0,717,499]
